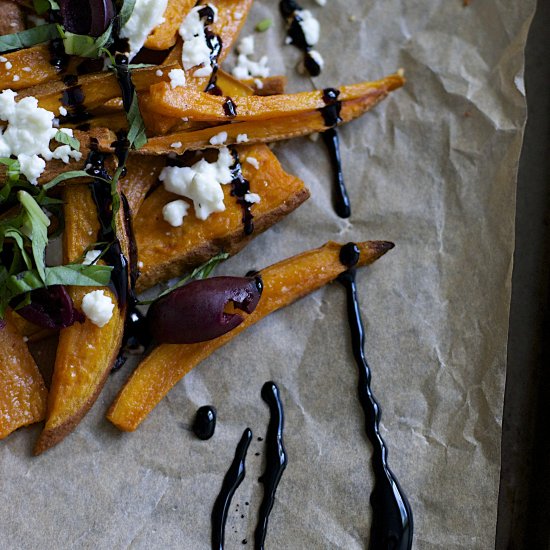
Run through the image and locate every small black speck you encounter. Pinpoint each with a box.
[242,539,248,545]
[257,437,263,441]
[245,502,249,506]
[241,514,245,518]
[254,452,260,456]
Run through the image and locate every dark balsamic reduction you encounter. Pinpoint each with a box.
[223,97,237,118]
[319,88,350,218]
[279,0,322,77]
[49,38,69,72]
[254,382,288,550]
[229,149,255,236]
[61,74,90,123]
[337,243,413,550]
[204,30,223,94]
[212,428,253,550]
[193,405,217,440]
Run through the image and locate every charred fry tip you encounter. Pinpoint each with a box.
[363,240,395,260]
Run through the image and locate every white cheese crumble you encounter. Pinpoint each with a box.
[244,192,261,204]
[236,133,248,143]
[179,5,218,76]
[81,290,114,328]
[315,0,326,5]
[159,147,233,220]
[231,35,271,80]
[138,261,144,269]
[209,131,227,145]
[120,0,169,60]
[5,61,12,70]
[245,156,259,169]
[155,69,163,77]
[83,250,101,265]
[296,10,320,46]
[170,141,183,148]
[308,50,324,70]
[162,199,189,227]
[168,68,186,88]
[59,106,68,116]
[0,56,6,62]
[12,75,19,82]
[22,67,31,72]
[0,89,82,184]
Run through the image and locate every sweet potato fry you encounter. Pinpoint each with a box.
[0,0,24,37]
[34,185,129,454]
[144,0,195,50]
[148,75,404,122]
[0,316,48,439]
[5,309,55,343]
[241,75,287,96]
[134,143,309,292]
[17,64,176,117]
[107,240,394,431]
[100,93,388,155]
[120,155,165,214]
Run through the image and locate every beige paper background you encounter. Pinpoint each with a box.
[0,1,536,548]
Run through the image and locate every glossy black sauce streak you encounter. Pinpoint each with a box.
[196,4,223,95]
[60,74,90,123]
[193,405,217,440]
[319,88,350,218]
[254,382,288,550]
[223,97,237,118]
[49,38,69,72]
[337,243,413,550]
[279,0,322,77]
[212,428,252,550]
[229,149,255,236]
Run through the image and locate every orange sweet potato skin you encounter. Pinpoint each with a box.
[0,317,48,439]
[34,185,128,454]
[120,155,165,214]
[134,144,310,292]
[145,0,195,50]
[107,240,394,431]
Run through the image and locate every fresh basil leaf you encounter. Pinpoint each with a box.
[139,252,230,305]
[119,0,137,29]
[18,190,50,283]
[60,21,114,58]
[0,24,60,53]
[43,264,113,286]
[126,90,147,149]
[33,0,59,15]
[3,229,32,271]
[54,130,80,151]
[0,157,20,183]
[255,18,273,32]
[42,170,91,190]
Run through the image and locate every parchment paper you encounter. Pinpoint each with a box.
[0,1,536,548]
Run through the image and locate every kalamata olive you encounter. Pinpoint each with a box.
[147,276,263,344]
[59,0,115,37]
[16,285,85,329]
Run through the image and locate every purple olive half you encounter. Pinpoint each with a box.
[16,285,85,330]
[59,0,116,37]
[147,276,263,344]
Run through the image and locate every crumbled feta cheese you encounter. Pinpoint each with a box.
[168,68,186,88]
[245,156,259,169]
[0,56,6,63]
[159,147,234,220]
[120,0,169,60]
[59,106,68,116]
[236,133,248,143]
[138,261,144,269]
[315,0,326,5]
[0,89,82,184]
[308,50,324,70]
[296,10,319,46]
[171,142,183,149]
[155,69,163,77]
[12,75,20,82]
[5,61,12,70]
[81,290,114,328]
[231,36,271,79]
[234,11,242,20]
[254,78,264,90]
[162,199,189,227]
[180,5,218,76]
[244,192,261,204]
[83,250,101,265]
[308,132,320,142]
[22,67,31,72]
[209,131,228,145]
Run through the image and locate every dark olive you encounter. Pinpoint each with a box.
[16,285,85,329]
[146,276,263,344]
[59,0,115,37]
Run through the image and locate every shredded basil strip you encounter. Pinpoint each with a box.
[138,253,230,305]
[59,22,114,58]
[54,130,81,152]
[0,24,60,53]
[119,0,137,29]
[126,91,147,149]
[33,0,60,15]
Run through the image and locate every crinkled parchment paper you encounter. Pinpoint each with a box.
[0,1,536,548]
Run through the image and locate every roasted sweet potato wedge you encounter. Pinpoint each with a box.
[102,93,390,156]
[241,75,287,96]
[34,184,130,454]
[0,0,24,37]
[134,143,309,292]
[0,316,48,439]
[107,240,393,431]
[120,155,165,214]
[144,0,195,50]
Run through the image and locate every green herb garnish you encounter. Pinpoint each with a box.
[0,24,60,53]
[255,18,273,32]
[54,130,81,152]
[33,0,60,15]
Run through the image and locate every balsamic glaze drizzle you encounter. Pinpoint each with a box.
[60,74,90,123]
[319,88,350,219]
[223,97,237,118]
[212,428,253,550]
[193,405,217,440]
[279,0,322,77]
[49,38,69,72]
[337,243,413,550]
[254,382,288,550]
[229,149,255,236]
